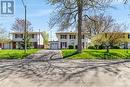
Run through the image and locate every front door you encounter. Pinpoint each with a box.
[0,43,1,48]
[13,42,16,49]
[60,42,67,49]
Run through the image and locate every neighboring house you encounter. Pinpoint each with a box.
[92,32,130,49]
[0,38,12,49]
[117,33,130,49]
[49,41,59,50]
[56,32,91,49]
[0,32,44,49]
[11,32,44,49]
[0,42,12,49]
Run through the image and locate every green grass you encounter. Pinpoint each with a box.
[62,49,130,59]
[0,49,39,59]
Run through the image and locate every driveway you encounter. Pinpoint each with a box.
[0,50,130,87]
[26,50,63,61]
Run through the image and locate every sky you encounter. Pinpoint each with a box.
[0,0,130,40]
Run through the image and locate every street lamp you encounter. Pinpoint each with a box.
[21,0,27,52]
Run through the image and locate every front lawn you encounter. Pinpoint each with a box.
[0,49,39,59]
[62,49,130,59]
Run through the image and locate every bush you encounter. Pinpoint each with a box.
[111,46,120,49]
[99,45,105,49]
[75,45,78,49]
[69,45,74,49]
[88,46,95,49]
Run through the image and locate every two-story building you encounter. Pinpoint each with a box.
[0,32,44,49]
[91,32,130,49]
[56,32,91,49]
[11,32,44,49]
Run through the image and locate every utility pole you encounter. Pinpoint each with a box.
[21,0,27,53]
[24,5,27,52]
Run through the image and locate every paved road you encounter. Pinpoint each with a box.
[0,50,130,87]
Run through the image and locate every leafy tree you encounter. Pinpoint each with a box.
[48,0,114,53]
[12,18,33,32]
[92,24,127,53]
[21,35,32,49]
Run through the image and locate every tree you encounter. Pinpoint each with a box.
[92,23,127,53]
[0,26,10,48]
[42,31,49,49]
[12,18,33,32]
[48,0,114,53]
[82,14,114,38]
[21,35,32,49]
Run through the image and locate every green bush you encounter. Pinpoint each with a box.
[88,46,95,49]
[75,45,78,49]
[111,46,120,49]
[99,45,105,49]
[69,45,74,49]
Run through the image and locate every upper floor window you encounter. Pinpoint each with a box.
[82,35,85,39]
[60,35,67,39]
[31,34,34,38]
[122,33,125,38]
[128,34,130,39]
[15,34,23,38]
[70,35,76,39]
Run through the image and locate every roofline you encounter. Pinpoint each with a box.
[56,32,88,34]
[10,32,43,34]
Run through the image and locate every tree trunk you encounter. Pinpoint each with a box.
[106,46,109,53]
[77,0,83,53]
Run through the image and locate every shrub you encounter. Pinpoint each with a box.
[88,46,95,49]
[99,45,105,49]
[75,45,78,49]
[69,45,74,49]
[111,46,120,49]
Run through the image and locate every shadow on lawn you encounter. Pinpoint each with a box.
[63,51,79,58]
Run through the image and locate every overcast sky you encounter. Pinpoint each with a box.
[0,0,130,40]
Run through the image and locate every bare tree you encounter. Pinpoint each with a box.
[0,26,10,49]
[48,0,113,53]
[12,18,33,32]
[82,14,114,38]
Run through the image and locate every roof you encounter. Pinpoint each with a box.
[56,32,88,34]
[49,41,59,42]
[10,32,42,34]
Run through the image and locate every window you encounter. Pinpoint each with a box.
[82,42,84,48]
[70,35,76,39]
[82,35,85,39]
[128,34,130,39]
[32,34,34,38]
[20,34,23,38]
[15,34,18,38]
[122,33,125,38]
[60,35,67,39]
[15,34,23,38]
